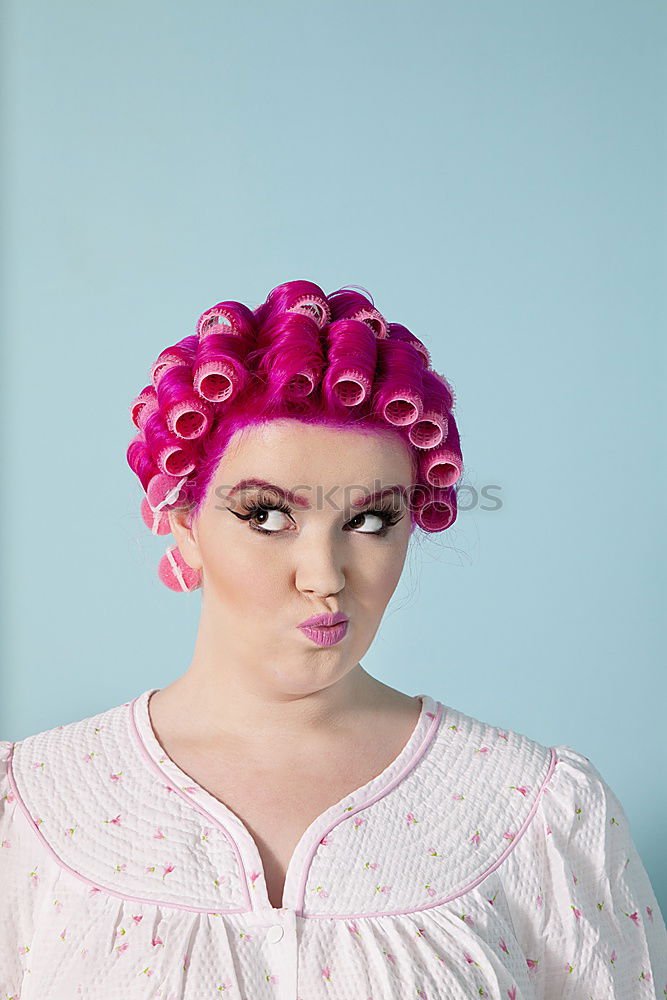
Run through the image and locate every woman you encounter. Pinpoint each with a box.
[1,279,665,998]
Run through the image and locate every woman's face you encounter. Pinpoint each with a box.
[170,418,415,697]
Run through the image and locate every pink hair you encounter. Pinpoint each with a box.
[127,280,464,590]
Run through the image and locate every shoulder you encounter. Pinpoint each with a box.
[10,696,133,789]
[10,693,134,809]
[422,699,649,872]
[428,700,629,841]
[537,741,634,864]
[305,699,561,913]
[426,699,557,809]
[0,738,26,842]
[6,696,136,859]
[0,738,14,823]
[489,730,639,889]
[5,693,248,909]
[426,700,617,817]
[409,698,559,895]
[424,703,651,895]
[547,741,620,802]
[423,702,640,881]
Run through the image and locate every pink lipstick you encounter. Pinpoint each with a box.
[297,611,349,647]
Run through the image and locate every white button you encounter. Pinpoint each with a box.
[266,924,284,943]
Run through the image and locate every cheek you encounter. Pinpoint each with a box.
[350,538,409,603]
[199,525,286,607]
[198,520,409,609]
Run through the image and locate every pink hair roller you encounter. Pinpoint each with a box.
[155,441,196,478]
[192,333,250,403]
[323,318,377,409]
[141,496,171,535]
[408,368,451,448]
[158,545,201,592]
[372,341,425,427]
[146,472,188,510]
[151,338,197,388]
[349,305,388,339]
[151,351,182,387]
[153,364,212,440]
[332,368,372,406]
[414,485,458,532]
[419,446,462,489]
[165,396,213,440]
[409,409,448,449]
[286,294,332,330]
[388,324,432,368]
[418,419,463,488]
[142,472,190,534]
[130,385,157,430]
[193,358,237,402]
[137,395,158,431]
[153,352,215,440]
[259,281,332,331]
[257,311,324,408]
[428,368,456,410]
[382,387,423,426]
[126,432,155,493]
[285,369,317,399]
[197,304,243,339]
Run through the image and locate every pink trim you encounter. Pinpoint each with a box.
[128,691,253,911]
[292,701,444,914]
[303,745,560,919]
[6,741,247,915]
[132,688,445,917]
[4,701,558,922]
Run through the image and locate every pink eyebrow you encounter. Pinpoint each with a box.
[225,479,408,510]
[226,479,311,508]
[350,485,408,508]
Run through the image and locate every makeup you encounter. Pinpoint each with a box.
[297,621,349,647]
[297,612,349,647]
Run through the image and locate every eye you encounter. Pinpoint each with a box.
[345,508,405,536]
[346,511,386,534]
[248,505,292,533]
[227,497,404,538]
[226,497,296,535]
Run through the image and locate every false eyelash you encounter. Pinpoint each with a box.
[347,506,405,533]
[228,492,404,537]
[227,494,295,532]
[237,496,293,518]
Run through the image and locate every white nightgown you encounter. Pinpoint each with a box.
[0,687,665,998]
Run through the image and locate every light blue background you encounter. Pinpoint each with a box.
[2,1,665,911]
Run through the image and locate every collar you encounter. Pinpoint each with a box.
[8,688,554,917]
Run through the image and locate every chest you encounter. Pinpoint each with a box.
[165,737,411,909]
[210,778,349,909]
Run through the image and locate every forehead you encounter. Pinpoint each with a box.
[216,418,414,488]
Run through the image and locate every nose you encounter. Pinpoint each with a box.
[294,529,346,599]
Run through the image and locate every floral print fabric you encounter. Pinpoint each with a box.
[0,687,665,998]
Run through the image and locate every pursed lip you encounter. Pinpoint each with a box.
[298,612,349,629]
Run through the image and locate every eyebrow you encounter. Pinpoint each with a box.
[225,478,311,508]
[225,479,408,510]
[350,485,408,508]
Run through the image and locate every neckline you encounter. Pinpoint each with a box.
[129,686,444,915]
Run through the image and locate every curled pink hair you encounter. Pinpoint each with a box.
[127,279,464,591]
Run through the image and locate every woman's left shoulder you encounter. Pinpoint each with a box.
[426,698,558,807]
[427,699,640,857]
[480,728,667,984]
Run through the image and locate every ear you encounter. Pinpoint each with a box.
[167,507,203,572]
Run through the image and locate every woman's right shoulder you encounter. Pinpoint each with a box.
[0,738,14,820]
[0,738,25,839]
